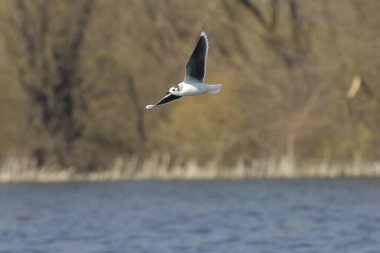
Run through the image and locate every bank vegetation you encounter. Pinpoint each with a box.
[0,0,380,180]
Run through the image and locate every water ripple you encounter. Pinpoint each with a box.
[0,179,380,253]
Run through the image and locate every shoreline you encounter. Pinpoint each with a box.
[1,156,380,183]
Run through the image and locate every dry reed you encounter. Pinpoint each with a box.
[1,154,380,182]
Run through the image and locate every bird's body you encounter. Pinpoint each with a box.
[146,32,222,109]
[177,81,222,96]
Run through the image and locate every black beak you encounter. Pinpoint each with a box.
[166,92,170,95]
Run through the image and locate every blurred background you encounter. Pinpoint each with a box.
[0,0,380,176]
[1,2,380,252]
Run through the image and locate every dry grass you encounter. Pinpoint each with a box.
[1,154,380,182]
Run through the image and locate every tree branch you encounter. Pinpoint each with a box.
[127,75,146,149]
[238,0,279,33]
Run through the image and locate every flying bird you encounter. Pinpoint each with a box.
[146,31,222,109]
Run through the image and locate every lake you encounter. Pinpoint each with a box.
[0,179,379,253]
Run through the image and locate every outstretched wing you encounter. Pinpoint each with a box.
[156,93,182,106]
[146,93,183,109]
[184,31,208,83]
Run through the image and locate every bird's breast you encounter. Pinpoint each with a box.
[180,82,207,96]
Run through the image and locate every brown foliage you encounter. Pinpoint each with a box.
[0,0,380,170]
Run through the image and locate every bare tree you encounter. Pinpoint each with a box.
[238,0,279,33]
[127,75,146,151]
[237,0,306,66]
[6,0,95,168]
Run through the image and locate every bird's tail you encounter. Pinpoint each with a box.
[207,84,222,94]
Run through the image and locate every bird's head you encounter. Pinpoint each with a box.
[166,84,180,96]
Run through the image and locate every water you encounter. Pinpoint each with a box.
[0,179,380,253]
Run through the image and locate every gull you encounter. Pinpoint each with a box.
[146,31,222,109]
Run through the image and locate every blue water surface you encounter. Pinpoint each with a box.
[0,179,380,253]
